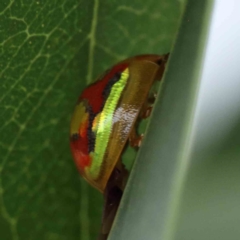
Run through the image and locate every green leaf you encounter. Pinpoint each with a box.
[0,0,183,240]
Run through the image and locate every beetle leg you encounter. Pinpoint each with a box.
[99,163,128,240]
[148,92,157,104]
[140,105,153,119]
[129,126,144,148]
[140,96,155,119]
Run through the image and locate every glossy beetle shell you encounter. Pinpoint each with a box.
[70,54,167,192]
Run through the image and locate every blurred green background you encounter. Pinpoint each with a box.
[0,1,184,239]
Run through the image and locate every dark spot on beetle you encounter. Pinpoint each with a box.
[85,104,96,153]
[71,133,79,141]
[102,72,122,102]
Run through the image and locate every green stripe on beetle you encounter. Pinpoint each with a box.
[87,68,129,179]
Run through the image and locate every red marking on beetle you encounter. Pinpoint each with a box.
[70,137,91,171]
[70,116,91,172]
[80,64,128,114]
